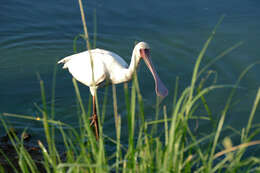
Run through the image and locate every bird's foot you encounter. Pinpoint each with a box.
[89,114,99,140]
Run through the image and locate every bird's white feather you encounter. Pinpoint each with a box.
[58,49,130,90]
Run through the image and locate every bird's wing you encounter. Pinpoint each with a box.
[91,49,131,84]
[92,49,128,68]
[59,50,107,87]
[58,48,130,86]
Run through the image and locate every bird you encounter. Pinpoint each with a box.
[58,42,168,140]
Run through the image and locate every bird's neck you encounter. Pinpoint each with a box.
[126,48,141,80]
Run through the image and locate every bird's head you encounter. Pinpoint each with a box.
[134,42,151,60]
[134,41,168,98]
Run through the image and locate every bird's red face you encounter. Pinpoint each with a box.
[140,48,150,59]
[139,48,168,98]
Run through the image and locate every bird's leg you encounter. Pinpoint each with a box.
[90,95,99,140]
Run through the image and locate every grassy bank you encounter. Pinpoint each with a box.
[1,2,260,173]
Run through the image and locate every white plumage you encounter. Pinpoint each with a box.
[58,42,168,97]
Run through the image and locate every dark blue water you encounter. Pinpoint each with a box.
[1,0,260,144]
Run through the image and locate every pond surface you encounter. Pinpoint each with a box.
[1,0,260,145]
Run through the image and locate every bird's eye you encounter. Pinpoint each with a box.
[144,48,150,55]
[139,48,150,58]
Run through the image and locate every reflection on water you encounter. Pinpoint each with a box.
[1,0,260,143]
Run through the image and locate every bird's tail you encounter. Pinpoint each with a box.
[57,56,72,69]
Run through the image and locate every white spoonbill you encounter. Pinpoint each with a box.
[58,42,168,139]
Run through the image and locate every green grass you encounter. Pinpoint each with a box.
[1,2,260,173]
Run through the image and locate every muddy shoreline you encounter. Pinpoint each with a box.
[0,128,46,173]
